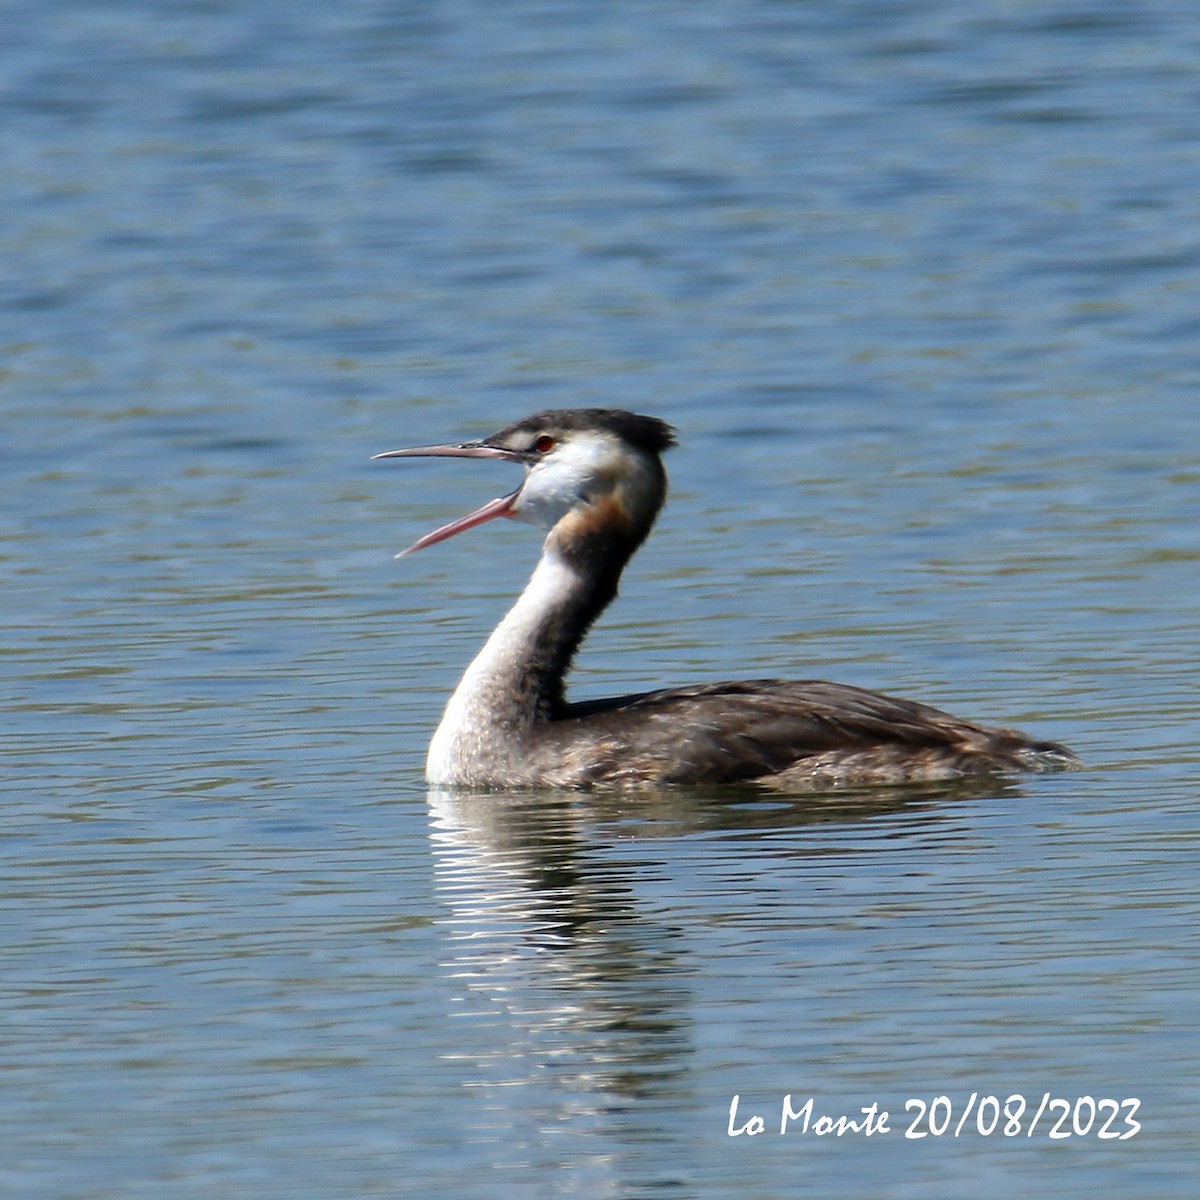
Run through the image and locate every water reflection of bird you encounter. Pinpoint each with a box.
[375,408,1077,789]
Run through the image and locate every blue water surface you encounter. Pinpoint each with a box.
[2,1,1198,1197]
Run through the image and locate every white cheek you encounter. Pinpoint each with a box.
[509,438,611,530]
[510,477,578,529]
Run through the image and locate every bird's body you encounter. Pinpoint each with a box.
[375,408,1077,790]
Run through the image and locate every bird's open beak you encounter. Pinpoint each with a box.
[371,441,525,558]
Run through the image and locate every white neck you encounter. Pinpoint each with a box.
[425,547,587,785]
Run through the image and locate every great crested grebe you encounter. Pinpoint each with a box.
[375,408,1077,789]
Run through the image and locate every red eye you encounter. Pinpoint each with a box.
[533,434,555,453]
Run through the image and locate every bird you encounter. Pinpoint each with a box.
[374,408,1078,790]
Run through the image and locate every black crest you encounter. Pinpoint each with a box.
[486,408,677,456]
